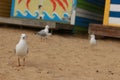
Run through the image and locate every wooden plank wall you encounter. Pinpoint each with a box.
[73,0,105,34]
[0,0,12,17]
[75,0,105,28]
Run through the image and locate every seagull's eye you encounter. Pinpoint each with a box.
[23,37,25,39]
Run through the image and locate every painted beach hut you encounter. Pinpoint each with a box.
[0,0,77,29]
[10,0,76,26]
[0,0,105,31]
[89,0,120,38]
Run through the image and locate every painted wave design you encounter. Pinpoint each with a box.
[63,13,69,18]
[16,10,39,19]
[43,11,69,23]
[73,0,77,9]
[15,10,69,23]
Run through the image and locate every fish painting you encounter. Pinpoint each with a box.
[50,0,68,11]
[18,0,31,9]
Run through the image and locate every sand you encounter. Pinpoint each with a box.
[0,26,120,80]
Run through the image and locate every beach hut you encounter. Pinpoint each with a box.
[89,0,120,38]
[0,0,105,31]
[0,0,77,29]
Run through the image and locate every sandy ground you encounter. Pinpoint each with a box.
[0,26,120,80]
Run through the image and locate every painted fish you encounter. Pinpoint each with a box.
[50,0,56,11]
[56,0,66,11]
[63,0,68,7]
[18,0,31,9]
[26,0,30,9]
[50,0,68,11]
[18,0,22,4]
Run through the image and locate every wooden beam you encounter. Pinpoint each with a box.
[89,24,120,38]
[0,17,56,28]
[56,23,74,30]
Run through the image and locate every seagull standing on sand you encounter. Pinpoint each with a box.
[36,25,52,40]
[15,34,28,66]
[90,34,96,45]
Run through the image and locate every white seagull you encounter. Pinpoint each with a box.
[15,34,28,66]
[36,25,52,40]
[90,34,96,45]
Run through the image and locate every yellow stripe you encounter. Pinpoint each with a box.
[103,0,110,25]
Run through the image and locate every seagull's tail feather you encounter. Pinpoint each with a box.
[35,30,43,35]
[47,33,52,36]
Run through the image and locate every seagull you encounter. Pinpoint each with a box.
[15,34,28,66]
[90,34,96,45]
[36,25,52,41]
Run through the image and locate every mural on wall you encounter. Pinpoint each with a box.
[18,0,31,9]
[11,0,77,23]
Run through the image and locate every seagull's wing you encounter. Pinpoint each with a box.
[37,30,44,34]
[38,30,47,36]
